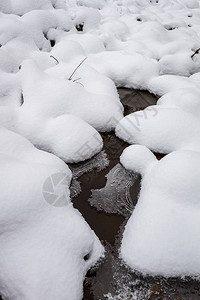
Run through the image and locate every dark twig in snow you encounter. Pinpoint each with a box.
[50,55,59,65]
[68,57,87,81]
[191,48,200,59]
[73,78,81,82]
[75,82,84,87]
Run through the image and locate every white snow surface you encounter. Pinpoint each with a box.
[0,57,123,163]
[120,145,200,278]
[1,0,200,293]
[116,84,200,154]
[2,0,200,161]
[0,126,104,300]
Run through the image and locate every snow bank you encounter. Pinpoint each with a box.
[46,61,123,131]
[75,0,106,9]
[116,83,200,154]
[147,74,200,96]
[0,127,104,300]
[0,70,22,107]
[86,51,159,89]
[0,57,124,162]
[120,145,200,278]
[1,0,66,15]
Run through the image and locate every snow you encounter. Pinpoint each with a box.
[86,51,159,89]
[0,57,123,162]
[116,83,200,154]
[158,52,200,76]
[1,0,200,292]
[120,145,157,175]
[1,0,65,15]
[120,145,200,278]
[45,61,123,131]
[69,6,102,32]
[0,70,22,107]
[0,127,104,300]
[116,106,200,153]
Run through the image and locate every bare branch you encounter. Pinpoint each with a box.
[68,57,87,81]
[73,78,81,82]
[191,48,200,59]
[50,55,59,65]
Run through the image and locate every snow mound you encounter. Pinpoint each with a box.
[76,0,106,9]
[69,6,101,32]
[0,57,124,163]
[46,60,123,131]
[1,0,66,15]
[120,145,200,278]
[0,127,104,300]
[87,51,159,89]
[0,70,22,107]
[120,145,157,175]
[116,85,200,154]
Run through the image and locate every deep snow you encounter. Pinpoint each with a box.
[120,145,200,278]
[0,126,104,300]
[1,0,200,297]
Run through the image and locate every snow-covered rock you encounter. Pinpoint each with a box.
[45,60,123,131]
[1,0,66,15]
[0,58,124,163]
[120,145,200,278]
[116,85,200,154]
[0,127,104,300]
[69,6,101,32]
[86,51,159,89]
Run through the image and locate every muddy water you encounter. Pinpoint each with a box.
[70,89,200,300]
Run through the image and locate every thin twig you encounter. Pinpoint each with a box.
[75,82,84,87]
[191,48,200,59]
[73,77,81,82]
[68,57,87,80]
[50,55,59,65]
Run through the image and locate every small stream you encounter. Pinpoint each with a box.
[70,89,200,300]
